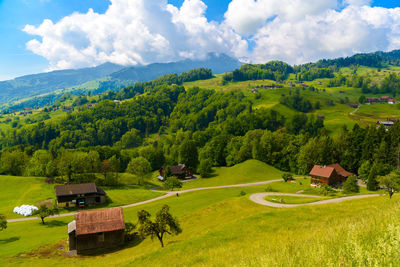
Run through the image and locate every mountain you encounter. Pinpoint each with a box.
[110,53,242,81]
[0,54,242,108]
[0,62,125,104]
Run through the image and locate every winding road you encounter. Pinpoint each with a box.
[7,178,380,223]
[249,192,380,208]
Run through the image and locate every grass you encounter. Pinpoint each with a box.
[0,176,55,219]
[0,183,397,266]
[264,195,326,204]
[0,175,163,220]
[180,159,283,189]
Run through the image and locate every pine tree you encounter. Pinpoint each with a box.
[367,164,379,191]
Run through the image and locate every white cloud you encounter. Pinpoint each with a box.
[23,0,246,70]
[23,0,400,70]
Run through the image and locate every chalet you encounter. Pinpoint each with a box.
[251,88,259,93]
[366,97,381,104]
[339,90,345,94]
[300,83,309,87]
[160,164,193,180]
[317,115,325,119]
[55,183,107,208]
[376,121,395,130]
[68,207,125,254]
[349,104,359,108]
[87,104,95,108]
[309,164,353,187]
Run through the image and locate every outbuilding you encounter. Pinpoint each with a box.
[160,164,193,180]
[55,183,106,208]
[68,207,125,254]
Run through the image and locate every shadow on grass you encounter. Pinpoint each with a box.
[45,220,68,228]
[0,236,20,244]
[79,235,144,256]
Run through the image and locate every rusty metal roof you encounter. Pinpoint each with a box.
[75,207,125,236]
[55,183,98,197]
[170,164,186,175]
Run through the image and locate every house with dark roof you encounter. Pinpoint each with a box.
[159,164,193,180]
[55,183,106,208]
[309,164,353,187]
[68,207,125,254]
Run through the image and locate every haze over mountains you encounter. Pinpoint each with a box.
[0,53,242,107]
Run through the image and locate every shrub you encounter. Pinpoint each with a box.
[282,173,293,182]
[343,176,360,194]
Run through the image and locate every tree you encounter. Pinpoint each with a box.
[282,173,293,182]
[127,157,151,185]
[358,161,371,181]
[164,177,182,191]
[342,175,359,194]
[0,214,7,231]
[358,95,366,104]
[57,151,75,183]
[137,205,182,247]
[121,129,142,148]
[367,164,379,191]
[179,139,199,170]
[32,204,59,225]
[198,158,212,178]
[378,172,400,198]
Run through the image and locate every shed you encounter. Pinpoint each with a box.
[55,183,106,208]
[68,207,125,254]
[160,164,193,179]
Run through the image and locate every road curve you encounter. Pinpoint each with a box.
[249,192,381,208]
[8,178,291,223]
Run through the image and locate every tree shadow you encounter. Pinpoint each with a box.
[0,236,20,244]
[45,220,68,228]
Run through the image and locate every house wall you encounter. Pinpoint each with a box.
[69,231,77,251]
[76,230,125,254]
[57,194,106,206]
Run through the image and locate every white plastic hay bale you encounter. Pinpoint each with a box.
[13,205,38,216]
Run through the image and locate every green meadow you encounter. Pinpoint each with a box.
[0,180,396,267]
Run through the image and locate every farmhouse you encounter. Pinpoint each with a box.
[376,120,395,130]
[310,164,353,187]
[160,164,193,179]
[55,183,107,208]
[68,207,125,254]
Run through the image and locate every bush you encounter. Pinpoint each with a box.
[282,173,293,182]
[239,191,246,196]
[265,185,278,192]
[343,175,360,194]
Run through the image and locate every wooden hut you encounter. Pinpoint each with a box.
[55,183,106,208]
[160,164,193,180]
[68,207,125,254]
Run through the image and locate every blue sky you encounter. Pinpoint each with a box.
[0,0,400,80]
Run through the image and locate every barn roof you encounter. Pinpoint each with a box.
[309,165,336,178]
[328,163,353,177]
[55,183,99,197]
[75,207,125,236]
[170,164,187,175]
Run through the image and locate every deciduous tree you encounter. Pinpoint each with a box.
[137,205,182,247]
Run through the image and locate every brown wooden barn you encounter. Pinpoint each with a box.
[159,164,193,179]
[68,207,125,254]
[55,183,106,208]
[309,164,353,187]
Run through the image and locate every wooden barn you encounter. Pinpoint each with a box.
[68,207,125,254]
[159,164,193,180]
[309,164,353,187]
[55,183,106,208]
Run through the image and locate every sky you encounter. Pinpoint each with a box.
[0,0,400,80]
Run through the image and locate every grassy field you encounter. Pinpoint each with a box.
[0,181,396,266]
[0,176,163,219]
[264,195,327,204]
[180,160,283,189]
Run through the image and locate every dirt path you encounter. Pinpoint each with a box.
[249,192,381,208]
[7,178,288,223]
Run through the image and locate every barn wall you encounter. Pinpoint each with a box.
[76,230,125,254]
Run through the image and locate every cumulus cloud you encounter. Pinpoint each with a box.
[23,0,400,70]
[23,0,246,70]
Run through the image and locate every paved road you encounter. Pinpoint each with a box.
[249,192,381,208]
[8,178,289,223]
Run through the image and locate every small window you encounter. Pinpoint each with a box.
[98,232,104,242]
